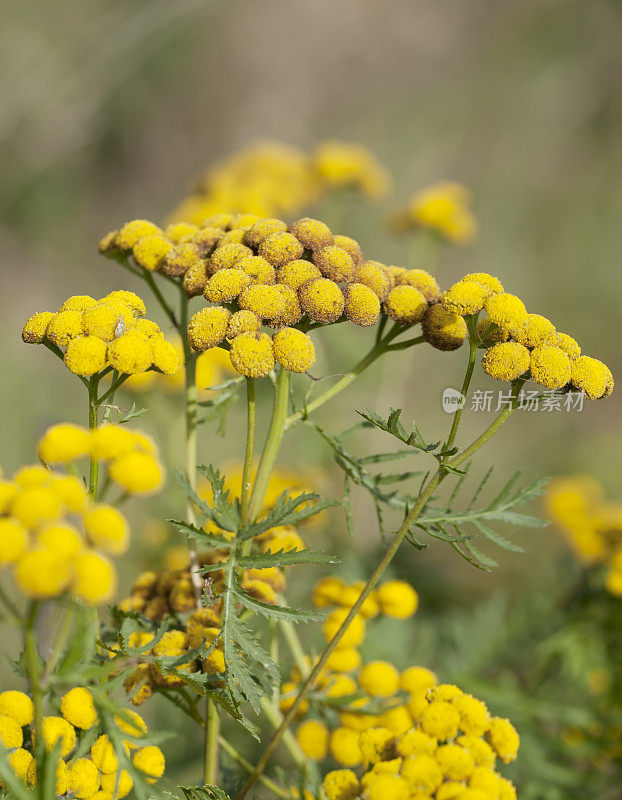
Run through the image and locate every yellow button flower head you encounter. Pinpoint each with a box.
[453,693,489,737]
[73,550,116,605]
[165,222,198,244]
[329,726,363,766]
[400,181,477,243]
[14,548,71,598]
[400,665,438,694]
[187,306,230,351]
[114,708,148,738]
[400,753,443,792]
[0,519,28,565]
[354,261,391,301]
[107,331,153,374]
[82,302,134,342]
[273,283,303,326]
[133,745,166,781]
[486,717,519,763]
[322,768,360,800]
[482,342,530,382]
[100,769,133,798]
[396,269,442,303]
[152,338,182,376]
[546,331,581,360]
[27,756,69,794]
[313,140,390,199]
[462,272,504,295]
[67,757,100,799]
[313,576,346,607]
[229,332,275,378]
[456,734,496,768]
[419,700,461,740]
[60,687,97,730]
[483,293,527,333]
[530,345,571,390]
[89,424,136,460]
[358,727,395,766]
[498,776,518,800]
[288,217,334,250]
[46,310,84,347]
[132,233,173,271]
[442,280,490,316]
[469,767,501,796]
[340,581,379,618]
[244,218,288,248]
[436,742,475,781]
[277,259,321,290]
[204,268,251,303]
[299,277,345,324]
[91,734,118,774]
[272,327,315,373]
[116,219,162,249]
[334,235,364,265]
[226,310,261,339]
[41,715,76,756]
[384,285,427,325]
[38,423,91,464]
[22,311,56,343]
[376,580,419,618]
[237,255,277,285]
[396,728,437,757]
[104,290,146,317]
[363,773,410,800]
[296,719,329,760]
[323,608,366,647]
[182,260,210,297]
[358,661,400,697]
[422,305,468,351]
[83,505,129,555]
[0,715,23,748]
[0,691,34,727]
[258,231,304,266]
[512,313,556,348]
[64,335,108,376]
[11,485,62,528]
[7,747,33,780]
[161,243,203,278]
[344,283,381,327]
[571,356,614,399]
[313,246,356,283]
[109,452,165,495]
[239,285,287,320]
[37,523,82,558]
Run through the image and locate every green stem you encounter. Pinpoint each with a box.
[444,338,478,455]
[40,605,74,686]
[234,388,523,800]
[88,376,100,498]
[217,735,292,799]
[24,602,45,783]
[143,270,179,329]
[259,698,307,768]
[203,697,219,785]
[240,379,256,524]
[247,367,290,522]
[96,372,129,408]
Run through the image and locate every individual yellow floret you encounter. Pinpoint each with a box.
[22,312,57,343]
[272,327,315,373]
[442,280,489,316]
[165,222,199,244]
[396,728,437,757]
[322,608,366,647]
[376,580,418,618]
[131,233,172,271]
[481,342,530,382]
[334,235,364,265]
[6,747,33,781]
[239,285,287,320]
[204,268,251,302]
[530,345,571,390]
[14,547,72,598]
[107,331,153,374]
[226,310,261,339]
[358,661,400,697]
[83,506,129,555]
[151,338,182,376]
[312,575,346,607]
[109,452,164,495]
[187,306,230,351]
[512,313,556,348]
[384,285,427,325]
[287,217,333,250]
[64,335,108,376]
[419,700,461,740]
[436,742,475,781]
[344,283,381,327]
[209,243,253,273]
[36,523,83,559]
[258,231,304,266]
[313,246,355,283]
[546,331,581,360]
[73,550,116,605]
[0,715,23,748]
[483,293,527,333]
[38,423,91,464]
[463,273,504,295]
[400,753,443,793]
[133,745,165,781]
[41,715,76,756]
[453,693,489,736]
[363,773,410,800]
[182,261,210,297]
[229,332,275,378]
[295,719,329,761]
[487,717,519,763]
[358,727,395,766]
[329,727,363,766]
[46,310,84,347]
[242,218,287,247]
[276,259,321,290]
[27,756,69,794]
[11,484,62,528]
[396,269,442,302]
[160,243,203,277]
[571,355,614,400]
[0,691,34,727]
[116,220,162,250]
[298,277,345,324]
[400,665,438,695]
[0,519,28,565]
[90,735,118,774]
[237,255,277,285]
[322,769,360,800]
[67,758,100,799]
[422,305,468,352]
[100,769,133,798]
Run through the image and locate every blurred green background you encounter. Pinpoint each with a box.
[1,0,621,796]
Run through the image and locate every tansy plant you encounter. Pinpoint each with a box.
[2,151,615,800]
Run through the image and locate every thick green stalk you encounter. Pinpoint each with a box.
[203,699,219,786]
[247,367,290,522]
[234,391,522,800]
[40,605,74,686]
[88,376,100,497]
[444,337,479,455]
[240,378,256,524]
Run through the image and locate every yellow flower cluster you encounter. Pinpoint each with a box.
[168,140,390,225]
[39,422,165,496]
[546,476,622,595]
[0,463,125,604]
[392,182,478,244]
[440,274,614,398]
[0,689,164,798]
[22,291,181,379]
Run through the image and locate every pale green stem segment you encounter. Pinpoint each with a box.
[40,605,74,686]
[234,385,523,800]
[444,320,479,455]
[24,602,46,787]
[259,698,307,768]
[240,378,256,525]
[88,376,100,498]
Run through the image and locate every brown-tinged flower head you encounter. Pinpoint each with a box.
[395,269,442,303]
[277,260,322,290]
[298,278,345,324]
[258,231,305,266]
[237,255,276,285]
[287,218,334,251]
[421,305,468,351]
[333,234,364,266]
[354,262,391,301]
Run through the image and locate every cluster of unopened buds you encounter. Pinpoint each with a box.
[22,290,180,378]
[441,274,614,399]
[0,689,164,798]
